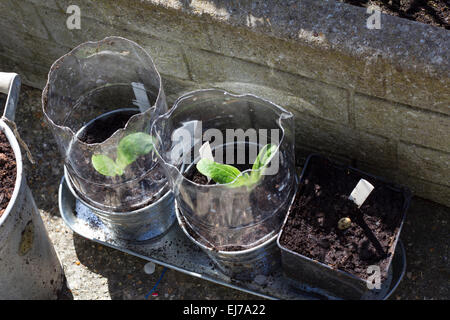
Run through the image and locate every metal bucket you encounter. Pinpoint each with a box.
[0,73,63,299]
[64,166,175,242]
[277,154,412,299]
[175,201,281,282]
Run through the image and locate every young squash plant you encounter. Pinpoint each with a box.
[91,132,155,177]
[196,144,277,188]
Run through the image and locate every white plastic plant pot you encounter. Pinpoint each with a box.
[0,73,63,299]
[152,89,297,278]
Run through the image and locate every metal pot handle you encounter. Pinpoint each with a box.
[0,72,21,122]
[0,72,33,163]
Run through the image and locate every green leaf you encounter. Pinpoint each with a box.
[195,144,278,188]
[91,133,154,177]
[92,154,123,177]
[196,158,242,184]
[116,132,154,169]
[250,144,277,182]
[229,172,252,188]
[252,144,277,171]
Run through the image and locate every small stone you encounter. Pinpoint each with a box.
[144,262,156,275]
[338,217,352,230]
[317,216,324,226]
[0,153,7,164]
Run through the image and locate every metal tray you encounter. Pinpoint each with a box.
[58,176,406,300]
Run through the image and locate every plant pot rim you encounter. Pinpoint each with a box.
[42,36,165,149]
[175,200,278,255]
[277,153,412,284]
[0,120,23,227]
[152,88,294,188]
[64,165,172,216]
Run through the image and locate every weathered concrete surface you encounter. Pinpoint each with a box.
[0,0,448,205]
[1,86,449,300]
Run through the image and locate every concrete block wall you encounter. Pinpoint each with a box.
[0,0,448,206]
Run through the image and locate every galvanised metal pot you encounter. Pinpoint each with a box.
[0,73,63,299]
[64,166,175,242]
[175,200,287,282]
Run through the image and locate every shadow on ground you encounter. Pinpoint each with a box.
[72,233,255,300]
[394,197,449,299]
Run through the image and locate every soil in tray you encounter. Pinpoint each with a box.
[0,130,16,218]
[279,156,405,281]
[339,0,449,29]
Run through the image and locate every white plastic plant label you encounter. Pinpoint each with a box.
[0,72,16,94]
[199,141,214,161]
[199,141,214,183]
[349,179,375,208]
[131,82,151,110]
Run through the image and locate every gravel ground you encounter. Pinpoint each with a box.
[0,85,448,300]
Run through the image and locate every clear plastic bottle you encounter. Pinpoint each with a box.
[153,89,297,250]
[43,37,169,212]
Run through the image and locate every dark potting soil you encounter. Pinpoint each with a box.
[279,156,405,280]
[339,0,449,29]
[0,131,16,218]
[77,109,137,144]
[186,169,215,185]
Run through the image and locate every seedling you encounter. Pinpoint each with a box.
[92,132,155,177]
[196,143,277,188]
